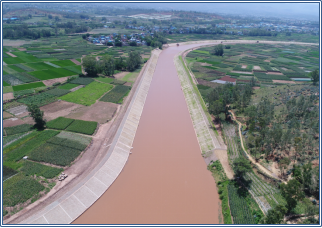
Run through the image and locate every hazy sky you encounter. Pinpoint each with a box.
[120,2,319,21]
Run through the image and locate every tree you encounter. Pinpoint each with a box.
[233,157,252,178]
[310,69,319,85]
[55,16,59,22]
[27,104,46,130]
[82,56,99,77]
[48,14,53,19]
[279,157,290,176]
[263,204,287,224]
[126,51,141,71]
[209,100,223,121]
[100,55,115,77]
[280,179,305,212]
[129,41,137,46]
[213,44,224,56]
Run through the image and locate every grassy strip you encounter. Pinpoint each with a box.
[208,160,232,224]
[4,124,33,136]
[96,77,114,84]
[58,83,79,90]
[3,131,39,155]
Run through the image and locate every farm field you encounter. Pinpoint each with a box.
[187,43,319,86]
[60,81,113,106]
[99,85,131,103]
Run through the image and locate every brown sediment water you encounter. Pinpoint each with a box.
[73,43,220,224]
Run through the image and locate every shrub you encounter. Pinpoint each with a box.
[46,117,75,130]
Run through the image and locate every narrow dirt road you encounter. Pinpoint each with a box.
[229,111,286,184]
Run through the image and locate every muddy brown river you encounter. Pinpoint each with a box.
[73,43,220,224]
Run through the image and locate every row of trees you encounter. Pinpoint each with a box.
[3,24,51,39]
[82,51,142,77]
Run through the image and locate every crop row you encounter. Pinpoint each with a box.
[227,183,255,224]
[21,161,63,179]
[18,92,56,107]
[100,85,131,103]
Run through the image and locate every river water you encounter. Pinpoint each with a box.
[73,43,220,224]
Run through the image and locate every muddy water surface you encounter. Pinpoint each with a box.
[73,43,220,224]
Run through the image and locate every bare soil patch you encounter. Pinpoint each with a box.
[22,117,35,125]
[42,77,69,86]
[16,112,29,118]
[3,61,7,66]
[253,86,260,90]
[6,52,17,57]
[264,59,271,62]
[231,71,253,74]
[114,71,129,79]
[241,65,247,69]
[18,48,27,51]
[267,72,284,75]
[3,118,26,127]
[200,62,212,66]
[3,93,14,101]
[3,111,13,119]
[40,100,83,121]
[253,66,261,70]
[71,59,81,65]
[124,82,132,86]
[66,101,118,124]
[282,67,289,71]
[141,54,150,59]
[70,85,85,92]
[273,80,296,84]
[3,39,36,46]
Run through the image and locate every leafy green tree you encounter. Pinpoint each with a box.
[27,104,46,130]
[213,44,224,56]
[209,100,223,121]
[100,55,115,77]
[263,204,287,224]
[280,179,304,212]
[82,56,99,77]
[126,51,141,72]
[310,69,319,85]
[233,157,252,178]
[48,14,53,19]
[279,157,290,176]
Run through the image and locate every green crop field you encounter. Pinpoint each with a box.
[69,77,94,85]
[3,81,11,87]
[4,124,33,136]
[47,136,88,151]
[21,161,63,179]
[45,88,70,97]
[50,60,76,67]
[12,82,46,92]
[29,143,82,166]
[7,65,26,73]
[11,51,42,63]
[66,119,98,135]
[60,81,113,106]
[3,166,17,181]
[55,131,92,146]
[28,68,77,80]
[46,117,75,130]
[96,77,114,84]
[99,85,131,103]
[18,92,56,107]
[3,57,26,65]
[25,62,56,71]
[3,173,45,207]
[3,130,59,166]
[58,83,79,90]
[63,65,82,74]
